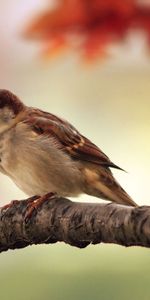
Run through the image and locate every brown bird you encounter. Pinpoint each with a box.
[0,89,137,210]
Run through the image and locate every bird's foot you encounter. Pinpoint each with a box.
[1,195,39,213]
[24,192,56,223]
[26,195,40,203]
[0,195,41,220]
[1,200,20,212]
[0,199,22,220]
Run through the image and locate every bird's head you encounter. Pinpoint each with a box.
[0,89,25,133]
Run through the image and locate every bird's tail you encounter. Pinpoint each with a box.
[84,167,137,207]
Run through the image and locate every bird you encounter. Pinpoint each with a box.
[0,89,137,213]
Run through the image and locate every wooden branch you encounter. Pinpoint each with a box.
[0,195,150,253]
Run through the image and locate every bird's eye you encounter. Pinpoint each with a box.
[3,111,15,122]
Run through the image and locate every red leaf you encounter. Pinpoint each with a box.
[24,0,150,61]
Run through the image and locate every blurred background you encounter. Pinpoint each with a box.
[0,0,150,299]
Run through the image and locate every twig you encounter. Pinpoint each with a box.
[0,195,149,253]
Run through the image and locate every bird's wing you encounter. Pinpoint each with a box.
[24,110,122,170]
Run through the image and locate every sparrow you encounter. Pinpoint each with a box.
[0,89,137,208]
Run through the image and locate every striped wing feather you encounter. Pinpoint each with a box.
[24,109,122,170]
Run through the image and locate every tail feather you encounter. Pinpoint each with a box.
[114,186,137,206]
[84,167,137,207]
[93,180,137,207]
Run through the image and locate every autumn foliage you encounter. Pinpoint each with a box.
[24,0,150,61]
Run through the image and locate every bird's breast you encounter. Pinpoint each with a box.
[0,127,83,197]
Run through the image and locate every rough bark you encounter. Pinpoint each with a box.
[0,195,150,253]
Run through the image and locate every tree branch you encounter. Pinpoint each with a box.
[0,195,150,253]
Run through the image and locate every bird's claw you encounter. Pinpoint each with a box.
[24,192,57,223]
[0,200,20,220]
[1,200,20,212]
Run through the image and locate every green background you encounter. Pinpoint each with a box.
[0,1,150,299]
[1,245,150,300]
